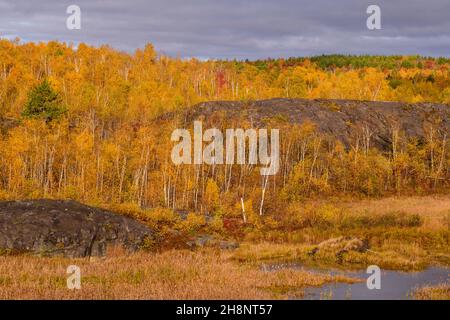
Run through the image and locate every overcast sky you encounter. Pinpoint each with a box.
[0,0,449,59]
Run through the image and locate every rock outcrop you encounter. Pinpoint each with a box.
[161,98,450,150]
[0,199,157,258]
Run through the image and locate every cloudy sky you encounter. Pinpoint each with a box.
[0,0,449,59]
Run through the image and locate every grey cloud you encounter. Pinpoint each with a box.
[0,0,449,59]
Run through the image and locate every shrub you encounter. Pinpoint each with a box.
[175,213,206,234]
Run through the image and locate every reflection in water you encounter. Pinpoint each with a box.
[261,262,449,300]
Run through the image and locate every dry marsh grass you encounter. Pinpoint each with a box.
[413,283,450,300]
[232,242,434,271]
[344,195,450,231]
[0,249,358,300]
[0,196,447,299]
[239,196,450,271]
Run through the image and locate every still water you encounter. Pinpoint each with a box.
[261,262,449,300]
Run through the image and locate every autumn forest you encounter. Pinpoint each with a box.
[0,39,448,214]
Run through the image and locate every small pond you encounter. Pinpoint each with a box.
[261,262,449,300]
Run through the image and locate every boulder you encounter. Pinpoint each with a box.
[308,236,369,258]
[187,234,239,250]
[0,199,158,257]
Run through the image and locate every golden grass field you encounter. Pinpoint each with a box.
[0,196,448,299]
[0,248,359,300]
[237,195,450,271]
[413,283,450,300]
[343,196,450,230]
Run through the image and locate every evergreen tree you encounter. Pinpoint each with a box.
[22,79,65,121]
